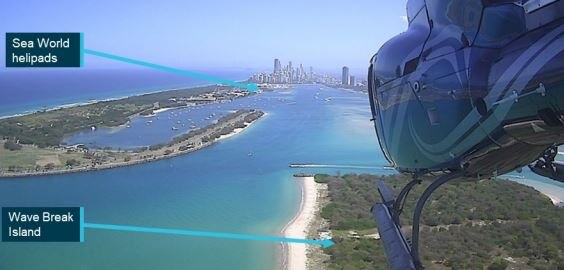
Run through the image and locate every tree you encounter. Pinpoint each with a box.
[65,159,80,167]
[44,163,55,170]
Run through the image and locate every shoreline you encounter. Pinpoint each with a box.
[504,177,564,206]
[281,176,320,270]
[546,194,561,205]
[0,81,246,119]
[217,113,263,141]
[0,111,264,179]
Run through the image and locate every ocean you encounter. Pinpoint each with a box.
[0,82,388,269]
[0,68,255,117]
[0,71,562,269]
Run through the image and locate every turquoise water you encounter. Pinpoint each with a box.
[0,85,388,269]
[1,84,562,269]
[0,69,253,117]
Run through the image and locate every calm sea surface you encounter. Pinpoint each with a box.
[0,72,562,269]
[0,68,254,117]
[0,83,389,269]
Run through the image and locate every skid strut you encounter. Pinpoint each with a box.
[372,171,463,269]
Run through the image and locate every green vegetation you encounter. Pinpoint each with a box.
[0,109,264,176]
[318,174,564,270]
[0,85,247,147]
[65,158,80,167]
[144,110,263,151]
[3,140,22,151]
[314,174,330,183]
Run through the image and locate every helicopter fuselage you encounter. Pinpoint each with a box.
[368,0,564,176]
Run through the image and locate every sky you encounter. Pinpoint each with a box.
[1,0,407,76]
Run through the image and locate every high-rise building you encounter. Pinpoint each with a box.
[349,75,355,86]
[342,66,350,85]
[274,58,281,73]
[288,61,293,83]
[309,66,313,80]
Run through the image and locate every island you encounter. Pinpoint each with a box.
[303,174,564,270]
[0,85,264,178]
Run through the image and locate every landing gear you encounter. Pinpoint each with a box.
[371,171,463,270]
[529,146,564,182]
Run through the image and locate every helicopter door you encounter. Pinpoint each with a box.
[407,0,484,161]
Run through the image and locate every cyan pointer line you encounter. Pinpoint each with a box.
[83,222,335,248]
[83,49,258,92]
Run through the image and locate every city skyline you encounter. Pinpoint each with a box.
[250,58,364,86]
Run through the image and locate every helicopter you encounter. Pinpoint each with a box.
[367,0,564,269]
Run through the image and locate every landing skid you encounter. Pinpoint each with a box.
[529,146,564,182]
[371,171,463,269]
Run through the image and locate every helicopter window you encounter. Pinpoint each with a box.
[423,0,482,57]
[474,4,526,48]
[407,0,425,22]
[373,6,430,85]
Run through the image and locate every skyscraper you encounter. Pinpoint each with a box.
[349,75,355,86]
[288,61,293,83]
[342,66,350,85]
[274,58,281,73]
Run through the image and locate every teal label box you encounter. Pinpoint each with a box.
[2,207,84,242]
[5,32,83,67]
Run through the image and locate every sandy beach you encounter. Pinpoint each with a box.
[0,110,264,178]
[218,113,266,140]
[283,176,320,270]
[545,193,563,205]
[508,177,564,206]
[535,186,564,206]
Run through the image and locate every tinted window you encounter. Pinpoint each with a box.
[423,0,482,57]
[407,0,425,22]
[474,4,526,48]
[373,7,430,84]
